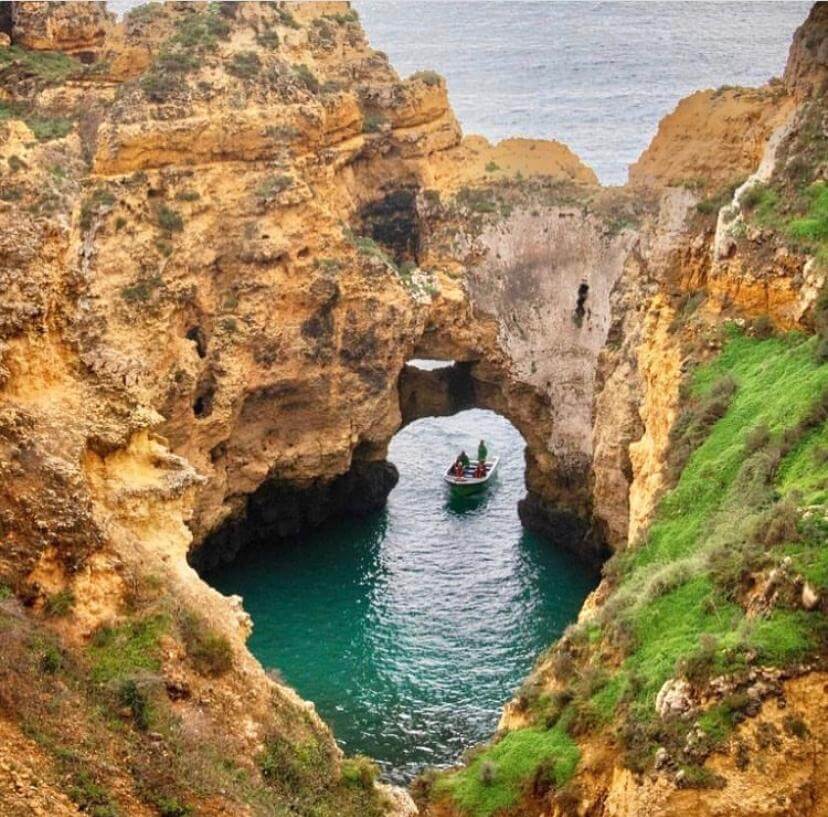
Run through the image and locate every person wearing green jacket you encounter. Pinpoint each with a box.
[478,439,488,464]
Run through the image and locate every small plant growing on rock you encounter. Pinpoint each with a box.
[44,588,75,618]
[277,7,301,29]
[265,124,300,141]
[257,27,280,48]
[410,69,442,86]
[228,51,261,79]
[485,161,500,173]
[118,678,153,731]
[39,644,63,674]
[323,10,359,25]
[256,173,293,201]
[153,797,193,817]
[341,755,378,788]
[68,771,119,817]
[157,204,184,233]
[179,611,233,677]
[126,2,163,26]
[292,63,319,93]
[362,112,386,133]
[121,274,163,303]
[80,187,116,230]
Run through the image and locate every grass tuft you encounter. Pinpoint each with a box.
[435,728,579,817]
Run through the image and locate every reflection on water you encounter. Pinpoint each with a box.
[207,409,597,781]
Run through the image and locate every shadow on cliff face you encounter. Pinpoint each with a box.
[190,456,399,574]
[192,349,609,577]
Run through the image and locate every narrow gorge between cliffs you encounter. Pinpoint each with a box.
[205,392,597,782]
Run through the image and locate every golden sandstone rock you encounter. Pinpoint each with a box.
[0,2,826,816]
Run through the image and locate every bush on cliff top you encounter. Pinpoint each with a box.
[0,45,79,83]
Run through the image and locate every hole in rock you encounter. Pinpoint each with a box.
[185,326,207,358]
[0,5,11,37]
[192,375,216,418]
[202,405,598,782]
[573,281,590,327]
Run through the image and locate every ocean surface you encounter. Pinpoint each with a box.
[108,1,810,183]
[356,1,809,184]
[207,404,598,781]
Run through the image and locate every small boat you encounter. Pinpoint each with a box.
[443,457,499,495]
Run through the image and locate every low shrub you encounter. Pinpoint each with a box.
[153,797,192,817]
[68,771,119,817]
[744,423,770,454]
[228,51,261,79]
[277,7,301,29]
[256,174,293,200]
[80,187,116,230]
[121,274,163,303]
[0,45,79,83]
[178,611,233,677]
[256,27,280,48]
[323,10,359,25]
[478,760,496,786]
[157,205,184,233]
[44,589,75,618]
[341,755,379,789]
[410,69,442,86]
[292,63,319,93]
[362,112,386,133]
[26,115,73,141]
[118,678,152,731]
[750,314,774,339]
[39,644,63,674]
[783,714,809,739]
[677,764,726,789]
[88,614,167,683]
[259,734,333,795]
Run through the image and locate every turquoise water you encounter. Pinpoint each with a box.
[207,406,597,781]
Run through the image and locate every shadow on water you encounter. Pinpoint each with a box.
[206,409,598,782]
[444,487,493,516]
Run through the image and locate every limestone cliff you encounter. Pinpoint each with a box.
[0,3,826,817]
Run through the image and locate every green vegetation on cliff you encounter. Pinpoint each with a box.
[601,329,827,765]
[427,329,827,815]
[433,727,579,817]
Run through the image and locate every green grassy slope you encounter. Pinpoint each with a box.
[427,329,827,815]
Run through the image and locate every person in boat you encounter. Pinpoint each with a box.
[452,459,465,478]
[458,450,470,469]
[478,439,488,465]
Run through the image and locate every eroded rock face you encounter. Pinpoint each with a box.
[1,2,826,815]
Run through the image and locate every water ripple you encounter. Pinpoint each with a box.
[208,409,597,782]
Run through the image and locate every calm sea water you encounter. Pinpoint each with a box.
[207,407,597,780]
[356,1,809,184]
